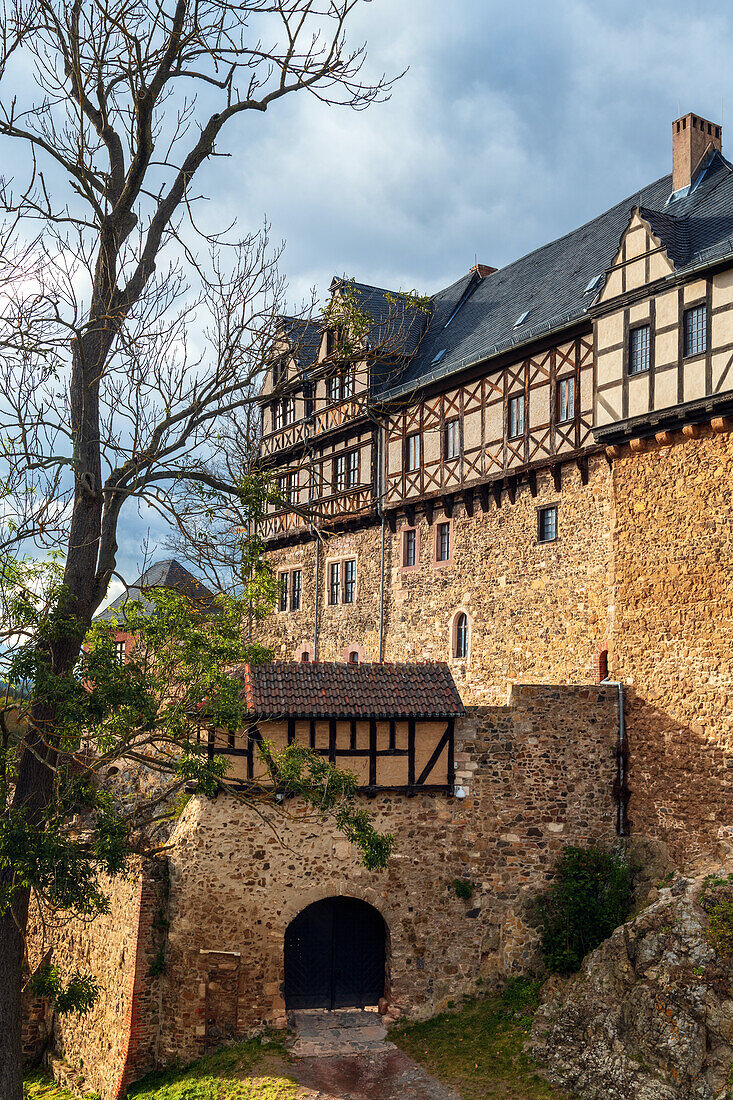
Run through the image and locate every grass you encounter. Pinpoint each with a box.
[24,1076,86,1100]
[389,979,568,1100]
[25,1035,298,1100]
[125,1033,299,1100]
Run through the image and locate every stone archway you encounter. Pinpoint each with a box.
[284,896,386,1010]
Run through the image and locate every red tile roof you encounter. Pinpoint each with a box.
[238,661,465,720]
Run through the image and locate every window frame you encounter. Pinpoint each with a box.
[290,569,302,612]
[346,448,359,489]
[683,303,707,358]
[277,567,302,613]
[343,558,357,604]
[453,612,469,661]
[326,557,357,606]
[433,519,453,567]
[115,638,127,666]
[443,417,460,461]
[537,504,559,544]
[557,376,575,424]
[406,432,421,473]
[628,323,651,376]
[333,453,347,494]
[508,393,525,440]
[278,571,289,612]
[328,560,341,605]
[400,524,420,571]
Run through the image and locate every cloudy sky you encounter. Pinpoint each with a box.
[9,0,733,599]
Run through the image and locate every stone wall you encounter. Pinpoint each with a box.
[609,426,733,862]
[157,683,618,1067]
[261,454,614,704]
[25,856,168,1100]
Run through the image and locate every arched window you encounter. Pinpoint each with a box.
[454,613,469,660]
[300,652,310,663]
[348,651,359,664]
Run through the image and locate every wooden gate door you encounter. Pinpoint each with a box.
[284,897,385,1010]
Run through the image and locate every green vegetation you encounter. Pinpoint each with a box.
[23,1075,93,1099]
[390,979,565,1099]
[126,1036,297,1100]
[701,874,733,958]
[535,845,633,974]
[452,877,475,900]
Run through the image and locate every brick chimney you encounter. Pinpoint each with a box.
[672,111,722,193]
[470,263,496,279]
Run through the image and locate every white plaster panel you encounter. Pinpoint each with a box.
[595,384,622,426]
[712,310,733,350]
[596,313,624,349]
[655,329,678,369]
[530,387,550,427]
[713,268,733,309]
[684,360,706,403]
[600,269,623,301]
[655,291,678,329]
[649,252,673,281]
[625,259,645,292]
[684,279,707,304]
[463,410,481,449]
[485,402,503,441]
[628,375,648,418]
[654,368,678,410]
[423,428,440,463]
[712,350,733,394]
[596,348,623,387]
[625,226,647,259]
[629,301,651,325]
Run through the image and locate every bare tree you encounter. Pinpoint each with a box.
[0,3,399,1094]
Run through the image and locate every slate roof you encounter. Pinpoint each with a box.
[97,559,214,622]
[280,316,322,376]
[333,278,429,360]
[372,150,733,401]
[238,661,465,719]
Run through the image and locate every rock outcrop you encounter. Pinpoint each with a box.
[531,872,733,1099]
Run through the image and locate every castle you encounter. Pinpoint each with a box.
[24,111,733,1099]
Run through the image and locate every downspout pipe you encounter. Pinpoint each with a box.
[602,678,626,837]
[313,535,320,661]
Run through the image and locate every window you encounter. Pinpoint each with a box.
[454,613,468,660]
[538,505,558,543]
[348,651,359,664]
[509,394,525,439]
[342,369,355,399]
[278,572,289,612]
[436,521,451,563]
[284,397,295,425]
[444,418,460,460]
[403,528,417,568]
[115,639,126,666]
[406,432,420,472]
[558,377,575,423]
[291,569,302,612]
[278,473,297,504]
[346,450,359,489]
[684,304,707,357]
[333,454,346,493]
[304,383,314,419]
[327,375,340,403]
[343,559,356,604]
[273,400,283,431]
[328,561,341,605]
[300,650,310,663]
[628,325,650,375]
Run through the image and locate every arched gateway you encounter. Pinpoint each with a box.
[284,897,386,1010]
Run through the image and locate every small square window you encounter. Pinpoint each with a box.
[684,304,707,357]
[403,528,417,567]
[290,570,302,612]
[537,506,558,544]
[628,325,650,375]
[436,521,451,563]
[557,377,575,423]
[509,394,525,439]
[444,418,460,460]
[406,433,421,472]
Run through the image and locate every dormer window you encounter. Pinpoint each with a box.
[327,369,355,404]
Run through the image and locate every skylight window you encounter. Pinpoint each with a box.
[514,311,530,328]
[431,349,447,365]
[584,274,603,294]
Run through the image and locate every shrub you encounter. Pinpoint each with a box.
[452,878,475,901]
[700,875,733,957]
[535,845,633,974]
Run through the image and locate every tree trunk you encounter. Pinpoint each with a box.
[0,891,31,1100]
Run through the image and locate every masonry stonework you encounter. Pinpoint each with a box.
[157,684,618,1067]
[609,427,733,862]
[26,857,167,1100]
[262,455,613,704]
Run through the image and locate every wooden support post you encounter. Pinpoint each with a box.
[478,484,490,512]
[491,482,502,508]
[463,488,474,516]
[551,464,562,491]
[369,719,378,788]
[329,718,337,764]
[577,455,589,482]
[389,719,396,751]
[527,470,537,497]
[386,511,397,534]
[407,718,416,796]
[443,493,454,518]
[424,499,435,526]
[405,503,416,527]
[505,477,516,505]
[446,718,455,791]
[682,423,702,439]
[309,719,316,749]
[350,719,357,750]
